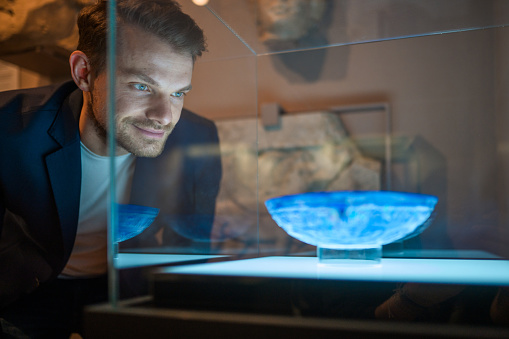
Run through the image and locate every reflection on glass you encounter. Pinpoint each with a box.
[206,0,509,55]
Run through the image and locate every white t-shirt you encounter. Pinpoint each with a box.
[60,142,135,277]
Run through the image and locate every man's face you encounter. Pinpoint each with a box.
[87,23,194,157]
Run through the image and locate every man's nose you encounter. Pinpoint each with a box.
[146,97,173,126]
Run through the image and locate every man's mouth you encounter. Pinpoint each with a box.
[133,125,166,139]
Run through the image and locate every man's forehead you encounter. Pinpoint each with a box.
[116,23,192,61]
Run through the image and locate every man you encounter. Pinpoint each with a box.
[0,0,221,336]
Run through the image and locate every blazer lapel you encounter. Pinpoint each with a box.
[45,89,82,263]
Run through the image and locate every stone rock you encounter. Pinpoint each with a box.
[0,0,92,54]
[256,0,327,43]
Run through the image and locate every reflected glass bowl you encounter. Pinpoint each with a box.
[265,191,438,263]
[117,204,159,242]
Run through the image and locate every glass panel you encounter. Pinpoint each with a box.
[207,0,509,55]
[86,0,509,335]
[104,0,509,303]
[105,1,509,272]
[256,26,509,260]
[104,0,260,304]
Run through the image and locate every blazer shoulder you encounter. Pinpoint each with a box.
[167,109,219,147]
[0,81,77,115]
[180,108,216,129]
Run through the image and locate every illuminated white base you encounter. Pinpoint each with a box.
[161,256,509,286]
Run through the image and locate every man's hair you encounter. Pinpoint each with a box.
[77,0,206,74]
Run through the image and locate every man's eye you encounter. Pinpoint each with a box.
[133,83,149,91]
[172,92,186,98]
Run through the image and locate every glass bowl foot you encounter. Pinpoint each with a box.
[317,246,382,265]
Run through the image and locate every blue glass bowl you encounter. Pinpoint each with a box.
[265,191,438,250]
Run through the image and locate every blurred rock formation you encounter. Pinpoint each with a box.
[212,111,381,254]
[0,0,93,53]
[0,0,92,79]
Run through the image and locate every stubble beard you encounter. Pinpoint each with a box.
[87,99,174,158]
[116,117,175,157]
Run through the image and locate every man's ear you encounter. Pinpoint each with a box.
[69,51,93,92]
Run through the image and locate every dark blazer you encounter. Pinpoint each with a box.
[0,81,222,308]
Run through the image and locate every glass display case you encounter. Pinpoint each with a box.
[98,0,509,336]
[2,0,509,337]
[85,1,509,336]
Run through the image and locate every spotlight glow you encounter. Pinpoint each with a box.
[192,0,209,6]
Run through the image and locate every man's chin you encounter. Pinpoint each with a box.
[119,140,165,158]
[129,146,164,158]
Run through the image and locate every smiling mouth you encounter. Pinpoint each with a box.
[133,125,166,139]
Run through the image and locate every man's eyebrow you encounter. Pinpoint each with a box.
[121,67,192,92]
[179,84,193,92]
[121,67,159,86]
